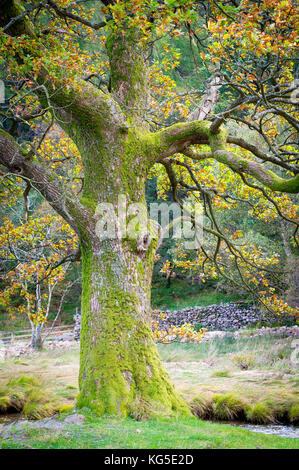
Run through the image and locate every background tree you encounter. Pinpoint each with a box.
[0,0,298,417]
[0,212,78,348]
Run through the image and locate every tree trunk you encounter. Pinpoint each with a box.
[43,29,189,417]
[77,218,188,417]
[31,324,43,350]
[30,283,43,350]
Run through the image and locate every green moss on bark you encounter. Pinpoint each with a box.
[77,240,189,417]
[106,30,149,123]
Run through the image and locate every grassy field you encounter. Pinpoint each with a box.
[0,333,298,428]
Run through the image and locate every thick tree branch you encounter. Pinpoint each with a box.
[152,119,299,193]
[152,120,210,159]
[0,0,122,136]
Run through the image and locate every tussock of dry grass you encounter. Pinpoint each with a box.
[128,394,172,421]
[290,404,299,424]
[0,375,62,418]
[245,402,275,424]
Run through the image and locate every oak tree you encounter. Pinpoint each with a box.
[0,0,298,416]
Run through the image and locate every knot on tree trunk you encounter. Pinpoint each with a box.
[136,232,152,256]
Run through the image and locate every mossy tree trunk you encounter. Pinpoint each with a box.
[72,112,188,413]
[77,234,187,416]
[61,32,189,415]
[72,106,188,414]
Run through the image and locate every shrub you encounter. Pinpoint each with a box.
[232,354,256,370]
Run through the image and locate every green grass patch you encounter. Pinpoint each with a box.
[211,370,231,378]
[151,280,245,310]
[1,410,299,449]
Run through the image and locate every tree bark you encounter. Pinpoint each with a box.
[78,234,187,416]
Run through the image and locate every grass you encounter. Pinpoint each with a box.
[211,394,245,421]
[1,408,299,449]
[0,335,299,438]
[232,353,256,370]
[0,375,62,419]
[211,370,231,378]
[290,405,299,423]
[158,335,299,424]
[245,403,275,424]
[189,393,297,425]
[151,280,245,310]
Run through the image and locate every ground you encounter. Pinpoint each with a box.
[151,280,244,310]
[1,410,299,449]
[0,332,298,450]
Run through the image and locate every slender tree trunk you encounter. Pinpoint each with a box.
[31,324,43,350]
[280,220,292,258]
[28,282,43,350]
